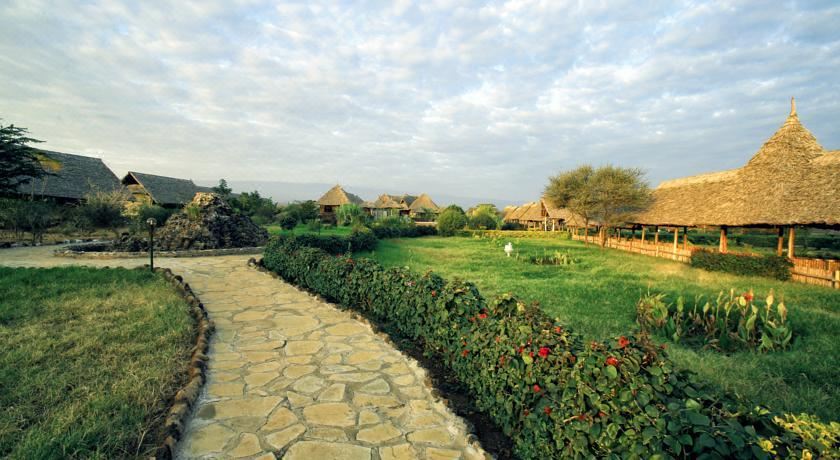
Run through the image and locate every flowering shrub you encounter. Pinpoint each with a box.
[263,236,832,459]
[637,290,793,352]
[690,249,793,280]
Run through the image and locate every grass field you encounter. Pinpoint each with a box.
[264,223,352,236]
[358,236,840,422]
[0,267,194,459]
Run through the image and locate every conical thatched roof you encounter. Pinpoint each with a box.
[318,185,364,207]
[408,193,439,212]
[371,194,404,209]
[634,99,840,227]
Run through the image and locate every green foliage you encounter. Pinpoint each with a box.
[637,290,794,352]
[336,203,365,226]
[305,218,322,234]
[184,203,201,221]
[276,213,298,230]
[528,250,578,266]
[690,249,793,280]
[232,190,277,223]
[76,189,128,236]
[0,267,193,458]
[471,229,572,240]
[0,122,49,194]
[269,230,377,254]
[211,178,232,198]
[770,413,840,458]
[0,198,58,243]
[437,208,467,236]
[262,239,828,459]
[369,216,437,238]
[468,211,499,230]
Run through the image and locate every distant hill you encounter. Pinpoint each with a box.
[195,180,520,209]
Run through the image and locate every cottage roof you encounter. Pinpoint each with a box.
[123,171,203,206]
[408,193,440,212]
[633,99,840,227]
[317,185,364,207]
[16,150,120,200]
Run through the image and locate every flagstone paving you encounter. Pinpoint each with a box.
[0,246,487,460]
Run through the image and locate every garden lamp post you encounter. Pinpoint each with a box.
[147,218,157,271]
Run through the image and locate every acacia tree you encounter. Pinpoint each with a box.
[545,165,652,247]
[0,122,50,194]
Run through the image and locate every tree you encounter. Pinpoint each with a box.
[545,165,651,246]
[233,190,277,225]
[284,200,319,223]
[468,205,500,230]
[437,207,467,236]
[77,188,130,237]
[212,178,233,199]
[336,203,365,226]
[0,122,53,195]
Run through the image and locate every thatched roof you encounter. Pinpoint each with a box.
[122,171,204,206]
[540,199,588,227]
[519,201,544,222]
[370,194,403,209]
[317,185,364,207]
[634,99,840,227]
[505,202,536,221]
[409,193,439,212]
[16,150,120,200]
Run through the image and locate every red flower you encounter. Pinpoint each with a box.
[478,313,487,319]
[744,292,754,302]
[524,409,530,416]
[495,336,500,343]
[431,290,437,297]
[569,355,576,363]
[529,351,535,358]
[538,347,550,358]
[618,336,630,349]
[598,411,607,418]
[533,384,541,393]
[462,349,469,357]
[590,341,600,350]
[499,356,506,365]
[577,414,587,421]
[544,406,552,415]
[517,346,524,354]
[605,356,619,367]
[554,326,563,334]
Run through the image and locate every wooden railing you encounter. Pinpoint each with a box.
[571,233,692,262]
[791,257,840,289]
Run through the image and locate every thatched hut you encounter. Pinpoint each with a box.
[368,193,404,219]
[407,193,440,219]
[503,199,588,231]
[317,185,365,221]
[633,98,839,257]
[15,151,120,203]
[122,171,211,207]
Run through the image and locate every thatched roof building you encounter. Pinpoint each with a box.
[15,151,120,202]
[317,185,364,208]
[634,99,839,228]
[408,193,440,214]
[122,171,209,207]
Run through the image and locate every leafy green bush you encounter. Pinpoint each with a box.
[0,198,58,243]
[270,230,377,254]
[690,250,793,280]
[336,203,366,226]
[528,250,578,266]
[437,208,467,236]
[277,213,297,230]
[637,290,793,352]
[468,211,499,230]
[470,229,571,240]
[262,238,830,459]
[369,217,437,239]
[128,204,174,234]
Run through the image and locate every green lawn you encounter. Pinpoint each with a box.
[0,267,194,459]
[358,236,840,422]
[264,223,353,236]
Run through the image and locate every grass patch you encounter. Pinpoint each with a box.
[0,267,194,459]
[264,223,352,236]
[358,236,840,422]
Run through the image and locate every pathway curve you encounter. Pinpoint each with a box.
[0,246,487,460]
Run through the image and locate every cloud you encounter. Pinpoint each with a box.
[0,0,838,203]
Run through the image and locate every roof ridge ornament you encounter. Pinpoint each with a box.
[790,97,796,117]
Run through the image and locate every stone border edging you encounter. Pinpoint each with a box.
[53,246,265,259]
[153,267,215,460]
[246,257,486,454]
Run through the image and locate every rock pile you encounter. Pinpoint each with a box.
[152,193,268,251]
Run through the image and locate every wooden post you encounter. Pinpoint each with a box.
[788,226,796,259]
[654,226,660,256]
[777,227,784,256]
[834,270,839,290]
[641,227,646,244]
[719,227,728,253]
[673,227,679,259]
[683,226,688,250]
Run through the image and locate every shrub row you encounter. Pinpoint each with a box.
[468,229,572,240]
[262,235,828,459]
[270,227,378,254]
[690,250,793,280]
[637,290,793,352]
[369,218,438,239]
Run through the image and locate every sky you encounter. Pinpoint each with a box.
[1,0,838,204]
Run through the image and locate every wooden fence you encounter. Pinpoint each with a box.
[571,233,839,289]
[791,257,840,289]
[571,234,692,262]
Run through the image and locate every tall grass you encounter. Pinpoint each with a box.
[358,236,840,422]
[0,267,194,459]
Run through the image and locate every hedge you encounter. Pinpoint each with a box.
[271,227,377,254]
[690,250,793,281]
[369,221,437,239]
[469,230,572,240]
[262,235,830,459]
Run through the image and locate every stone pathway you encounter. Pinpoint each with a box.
[0,246,487,460]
